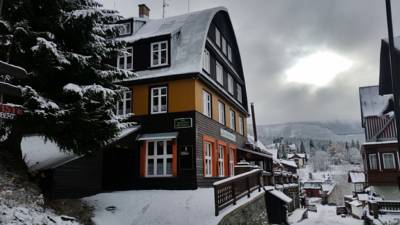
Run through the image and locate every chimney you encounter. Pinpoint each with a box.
[251,103,258,144]
[138,4,150,18]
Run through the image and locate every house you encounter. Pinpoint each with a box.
[358,85,400,200]
[347,171,366,194]
[287,153,307,168]
[24,5,276,198]
[302,181,322,198]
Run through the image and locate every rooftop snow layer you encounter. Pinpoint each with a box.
[359,86,392,118]
[120,7,226,82]
[349,171,365,183]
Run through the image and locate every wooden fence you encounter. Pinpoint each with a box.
[368,200,400,218]
[213,169,262,216]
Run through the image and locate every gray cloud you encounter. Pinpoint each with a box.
[99,0,400,124]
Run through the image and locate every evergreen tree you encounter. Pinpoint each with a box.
[0,0,133,157]
[300,141,306,153]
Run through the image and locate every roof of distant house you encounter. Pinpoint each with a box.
[280,159,297,168]
[348,171,365,183]
[359,86,392,122]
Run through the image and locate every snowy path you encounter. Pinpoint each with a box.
[293,205,363,225]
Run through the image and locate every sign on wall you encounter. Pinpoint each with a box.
[220,128,236,142]
[0,103,23,120]
[174,118,193,129]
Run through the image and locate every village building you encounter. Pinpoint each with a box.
[358,85,400,200]
[287,153,307,168]
[347,171,366,195]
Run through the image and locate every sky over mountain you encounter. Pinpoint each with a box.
[99,0,400,124]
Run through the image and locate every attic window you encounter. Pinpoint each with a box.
[151,41,168,67]
[119,22,132,36]
[215,27,221,47]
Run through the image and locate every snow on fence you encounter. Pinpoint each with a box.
[213,169,263,216]
[368,200,400,218]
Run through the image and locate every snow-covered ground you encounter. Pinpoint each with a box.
[84,188,264,225]
[293,204,363,225]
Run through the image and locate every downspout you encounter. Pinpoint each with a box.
[251,102,258,144]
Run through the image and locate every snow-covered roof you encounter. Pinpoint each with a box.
[357,193,369,201]
[348,171,365,183]
[280,159,297,168]
[288,144,296,150]
[268,190,292,203]
[359,86,392,118]
[321,184,335,195]
[120,7,225,81]
[247,135,278,159]
[288,153,306,159]
[22,126,140,171]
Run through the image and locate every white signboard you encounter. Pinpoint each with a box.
[220,128,236,142]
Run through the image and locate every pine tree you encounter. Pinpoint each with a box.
[0,0,133,157]
[300,141,306,153]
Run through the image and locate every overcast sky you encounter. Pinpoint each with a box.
[99,0,400,125]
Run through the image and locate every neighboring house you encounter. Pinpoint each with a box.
[288,153,307,168]
[302,181,322,198]
[348,171,366,194]
[359,85,400,200]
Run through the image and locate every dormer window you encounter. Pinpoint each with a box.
[216,62,223,85]
[151,41,168,67]
[117,47,133,70]
[119,22,132,36]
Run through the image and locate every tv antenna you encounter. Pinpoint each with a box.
[162,0,169,18]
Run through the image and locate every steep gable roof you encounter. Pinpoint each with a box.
[359,85,392,125]
[119,7,227,81]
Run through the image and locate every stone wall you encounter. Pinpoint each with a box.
[218,192,269,225]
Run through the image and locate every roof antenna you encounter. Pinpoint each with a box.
[162,0,169,18]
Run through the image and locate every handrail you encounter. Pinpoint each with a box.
[213,169,263,216]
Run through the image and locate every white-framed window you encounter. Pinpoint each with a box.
[238,116,244,135]
[218,101,225,125]
[230,109,235,130]
[227,45,232,62]
[117,47,133,70]
[203,49,210,73]
[151,86,167,114]
[216,62,223,85]
[229,148,235,176]
[151,41,168,67]
[228,74,234,94]
[354,183,364,193]
[215,27,221,47]
[146,140,173,177]
[218,145,225,177]
[203,90,212,118]
[383,153,396,169]
[237,84,242,103]
[204,142,213,177]
[116,91,132,116]
[222,36,227,55]
[369,154,378,170]
[118,22,132,36]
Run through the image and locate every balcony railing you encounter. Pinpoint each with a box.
[368,200,400,218]
[213,169,262,216]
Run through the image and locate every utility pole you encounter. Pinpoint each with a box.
[385,0,400,152]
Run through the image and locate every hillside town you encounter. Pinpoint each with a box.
[0,0,400,225]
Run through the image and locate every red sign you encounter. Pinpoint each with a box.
[0,103,24,119]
